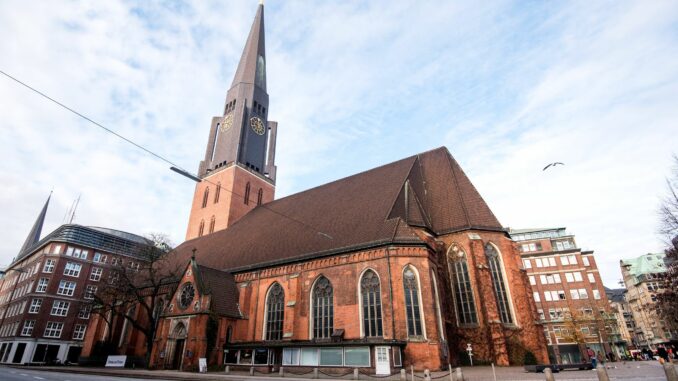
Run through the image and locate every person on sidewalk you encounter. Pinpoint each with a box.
[587,347,597,369]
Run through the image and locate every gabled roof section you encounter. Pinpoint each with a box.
[170,147,503,273]
[18,193,50,256]
[183,258,241,318]
[231,4,266,91]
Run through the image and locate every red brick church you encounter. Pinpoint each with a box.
[83,3,547,373]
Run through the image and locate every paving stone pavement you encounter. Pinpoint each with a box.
[7,360,676,381]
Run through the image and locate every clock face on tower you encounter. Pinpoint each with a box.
[219,113,233,133]
[250,116,266,135]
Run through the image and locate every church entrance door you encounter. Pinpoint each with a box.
[375,347,390,375]
[172,339,185,370]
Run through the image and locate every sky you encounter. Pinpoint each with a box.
[0,1,676,288]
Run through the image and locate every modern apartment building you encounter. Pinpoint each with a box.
[620,253,677,349]
[509,227,625,364]
[0,196,151,365]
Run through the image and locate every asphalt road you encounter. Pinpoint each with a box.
[0,366,153,381]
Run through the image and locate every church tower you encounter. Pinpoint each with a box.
[186,3,277,240]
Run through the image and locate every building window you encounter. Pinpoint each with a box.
[57,280,76,296]
[265,283,284,341]
[209,216,216,234]
[44,322,64,338]
[43,259,55,273]
[85,285,98,300]
[312,276,333,339]
[588,273,595,283]
[244,182,251,205]
[449,246,478,325]
[215,182,221,203]
[582,257,590,266]
[485,243,513,324]
[78,305,91,319]
[90,267,103,281]
[593,289,601,300]
[36,278,49,293]
[257,188,263,206]
[28,299,42,314]
[63,262,82,277]
[73,324,86,340]
[202,187,210,208]
[403,266,424,337]
[50,300,70,316]
[360,270,383,337]
[93,252,108,263]
[522,259,532,269]
[533,292,541,302]
[198,220,205,237]
[21,320,35,336]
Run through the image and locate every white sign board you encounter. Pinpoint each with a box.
[199,358,208,373]
[105,355,127,367]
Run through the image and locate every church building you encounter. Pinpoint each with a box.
[86,3,548,373]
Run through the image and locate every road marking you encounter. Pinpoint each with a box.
[20,374,29,377]
[33,377,45,380]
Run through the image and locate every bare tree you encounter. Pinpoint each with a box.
[656,155,678,332]
[88,233,180,368]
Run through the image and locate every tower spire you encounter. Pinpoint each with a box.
[19,192,51,255]
[231,3,266,91]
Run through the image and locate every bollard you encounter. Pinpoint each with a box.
[280,366,285,378]
[424,369,431,381]
[448,364,453,381]
[491,363,496,381]
[455,367,463,381]
[411,365,415,381]
[664,362,678,381]
[401,368,407,381]
[225,365,230,374]
[353,368,359,380]
[544,367,555,381]
[596,364,610,381]
[250,366,255,376]
[313,367,319,379]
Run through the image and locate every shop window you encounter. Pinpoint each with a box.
[319,347,343,366]
[344,347,370,367]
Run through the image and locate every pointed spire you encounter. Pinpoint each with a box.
[231,3,266,91]
[19,192,51,255]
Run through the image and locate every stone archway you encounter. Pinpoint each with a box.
[166,322,188,370]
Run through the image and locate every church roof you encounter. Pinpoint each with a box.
[171,147,503,273]
[18,193,51,257]
[192,262,241,318]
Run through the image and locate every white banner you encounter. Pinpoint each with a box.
[105,355,127,367]
[199,358,208,373]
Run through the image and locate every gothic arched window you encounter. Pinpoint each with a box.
[448,245,478,325]
[244,182,251,205]
[215,182,221,203]
[360,270,383,337]
[209,216,216,234]
[226,326,233,343]
[485,243,513,324]
[265,283,284,341]
[403,266,424,337]
[202,187,210,208]
[312,276,333,339]
[198,220,205,237]
[257,188,263,206]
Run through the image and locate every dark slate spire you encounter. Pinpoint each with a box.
[19,192,51,255]
[231,3,266,91]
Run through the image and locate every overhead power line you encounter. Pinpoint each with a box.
[0,69,332,240]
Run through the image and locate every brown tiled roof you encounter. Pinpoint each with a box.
[193,262,241,318]
[170,147,503,273]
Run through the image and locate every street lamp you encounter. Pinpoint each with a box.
[0,267,28,330]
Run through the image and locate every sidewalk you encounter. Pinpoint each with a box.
[10,361,675,381]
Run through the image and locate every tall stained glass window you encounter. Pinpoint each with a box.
[312,276,333,338]
[485,243,513,324]
[449,245,478,324]
[360,270,383,337]
[265,283,284,340]
[403,266,423,336]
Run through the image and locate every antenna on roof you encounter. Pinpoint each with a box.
[69,194,81,224]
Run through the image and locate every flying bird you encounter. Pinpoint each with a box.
[543,162,565,171]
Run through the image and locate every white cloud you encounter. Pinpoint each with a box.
[0,1,676,288]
